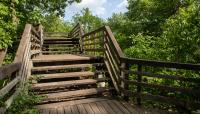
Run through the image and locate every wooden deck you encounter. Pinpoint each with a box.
[36,98,172,114]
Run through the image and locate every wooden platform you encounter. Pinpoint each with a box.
[36,98,173,114]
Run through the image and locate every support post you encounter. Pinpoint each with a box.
[137,65,142,105]
[121,62,129,101]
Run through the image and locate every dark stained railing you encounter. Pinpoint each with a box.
[1,23,200,113]
[70,24,200,113]
[68,23,85,53]
[120,57,200,111]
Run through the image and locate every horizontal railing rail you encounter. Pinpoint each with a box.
[78,24,200,113]
[0,24,43,113]
[68,23,84,54]
[120,57,200,111]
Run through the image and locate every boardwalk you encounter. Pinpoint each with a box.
[36,98,171,114]
[1,23,199,114]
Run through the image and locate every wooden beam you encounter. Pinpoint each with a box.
[14,24,32,63]
[0,62,21,80]
[0,76,20,98]
[121,57,200,70]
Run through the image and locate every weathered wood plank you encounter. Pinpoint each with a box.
[64,106,72,114]
[121,57,200,70]
[111,100,131,114]
[14,24,32,63]
[107,100,124,114]
[121,78,200,96]
[119,101,139,114]
[0,62,21,80]
[49,108,57,114]
[57,107,64,114]
[89,102,101,113]
[71,105,79,114]
[42,109,50,114]
[77,104,87,114]
[82,103,94,114]
[0,76,20,97]
[95,102,108,114]
[125,70,200,83]
[35,98,107,109]
[100,101,116,114]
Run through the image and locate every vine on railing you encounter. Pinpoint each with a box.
[0,24,43,113]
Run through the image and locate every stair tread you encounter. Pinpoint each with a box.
[44,38,78,41]
[37,71,95,79]
[42,50,80,53]
[32,64,92,71]
[32,54,96,62]
[32,79,97,90]
[41,88,108,101]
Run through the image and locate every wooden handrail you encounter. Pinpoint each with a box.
[14,24,32,63]
[77,24,200,112]
[121,57,200,70]
[0,24,43,113]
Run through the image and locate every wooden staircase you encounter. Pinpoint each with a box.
[1,23,200,114]
[30,32,111,104]
[42,33,81,55]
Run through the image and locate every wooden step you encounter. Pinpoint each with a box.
[35,71,95,80]
[43,41,78,44]
[44,38,79,41]
[42,51,80,54]
[32,55,101,63]
[32,79,98,90]
[42,44,75,47]
[32,54,103,67]
[32,64,92,72]
[41,88,108,101]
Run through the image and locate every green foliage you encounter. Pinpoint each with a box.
[0,2,16,49]
[124,34,169,60]
[7,83,44,114]
[73,8,105,32]
[162,0,200,63]
[127,0,186,36]
[43,13,72,32]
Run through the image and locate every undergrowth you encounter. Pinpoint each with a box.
[7,81,44,114]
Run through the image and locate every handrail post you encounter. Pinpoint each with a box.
[38,25,43,56]
[121,62,129,101]
[79,23,84,54]
[137,65,142,105]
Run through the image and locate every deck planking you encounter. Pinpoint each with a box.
[37,98,172,114]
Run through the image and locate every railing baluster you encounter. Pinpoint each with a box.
[137,65,142,105]
[121,63,129,101]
